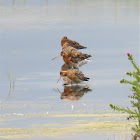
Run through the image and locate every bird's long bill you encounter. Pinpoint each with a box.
[52,55,61,60]
[57,76,62,83]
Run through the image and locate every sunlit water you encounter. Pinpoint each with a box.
[0,0,139,139]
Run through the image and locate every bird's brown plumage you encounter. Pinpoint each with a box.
[61,43,91,63]
[61,51,78,69]
[60,69,89,83]
[61,36,87,49]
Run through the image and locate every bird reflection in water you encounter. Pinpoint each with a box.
[57,85,92,101]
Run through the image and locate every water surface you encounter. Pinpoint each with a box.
[0,0,139,139]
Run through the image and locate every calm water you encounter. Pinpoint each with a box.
[0,0,139,139]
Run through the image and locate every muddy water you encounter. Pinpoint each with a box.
[0,0,139,139]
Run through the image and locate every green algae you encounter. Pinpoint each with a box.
[0,112,128,119]
[0,111,136,139]
[0,119,136,139]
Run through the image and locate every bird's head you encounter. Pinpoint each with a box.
[60,71,67,76]
[61,36,68,46]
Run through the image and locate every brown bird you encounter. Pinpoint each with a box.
[52,43,91,63]
[61,63,73,71]
[61,36,87,49]
[52,44,76,60]
[60,54,78,85]
[61,63,78,71]
[61,43,91,63]
[57,86,92,100]
[61,63,78,85]
[61,51,90,69]
[60,52,79,85]
[52,43,78,60]
[62,43,78,57]
[57,69,89,84]
[61,51,79,69]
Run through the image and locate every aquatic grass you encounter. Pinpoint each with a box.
[110,52,140,140]
[5,72,17,101]
[7,73,12,89]
[7,72,16,94]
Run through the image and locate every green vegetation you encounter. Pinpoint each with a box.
[110,52,140,140]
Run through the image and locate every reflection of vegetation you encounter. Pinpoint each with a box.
[110,52,140,140]
[7,73,16,95]
[7,73,16,89]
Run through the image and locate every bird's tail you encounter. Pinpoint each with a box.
[81,54,92,59]
[78,45,87,49]
[74,45,87,49]
[86,54,92,58]
[83,87,92,93]
[83,77,90,81]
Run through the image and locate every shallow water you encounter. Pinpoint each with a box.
[0,0,139,139]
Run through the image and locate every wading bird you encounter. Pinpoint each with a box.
[57,69,89,84]
[52,43,91,63]
[61,36,87,49]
